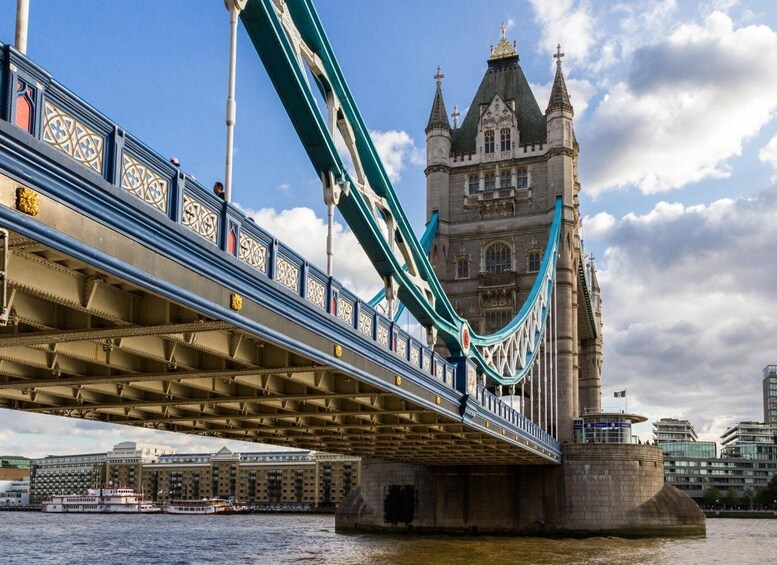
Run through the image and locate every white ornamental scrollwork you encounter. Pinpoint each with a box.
[306,277,326,309]
[182,194,218,244]
[238,233,267,273]
[42,101,104,174]
[396,337,407,358]
[377,325,389,347]
[337,298,353,324]
[358,312,372,336]
[120,153,168,212]
[410,346,420,366]
[275,257,299,292]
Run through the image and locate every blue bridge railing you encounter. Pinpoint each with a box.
[0,43,561,458]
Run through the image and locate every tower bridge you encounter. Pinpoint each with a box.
[0,0,704,536]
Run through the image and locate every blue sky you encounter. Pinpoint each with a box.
[2,0,777,455]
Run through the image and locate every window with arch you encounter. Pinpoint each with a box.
[456,257,469,279]
[485,309,512,334]
[468,176,479,194]
[499,170,511,188]
[516,168,528,189]
[528,251,541,272]
[485,242,511,274]
[484,172,496,191]
[500,128,511,152]
[484,130,495,153]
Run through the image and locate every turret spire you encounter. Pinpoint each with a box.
[546,43,573,115]
[426,66,451,133]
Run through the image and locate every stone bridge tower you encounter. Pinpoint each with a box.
[424,30,603,441]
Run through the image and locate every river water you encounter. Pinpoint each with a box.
[1,514,775,564]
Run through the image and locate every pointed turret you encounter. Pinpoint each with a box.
[426,66,451,133]
[546,44,573,115]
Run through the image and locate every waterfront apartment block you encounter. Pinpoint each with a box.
[30,442,359,508]
[657,417,777,500]
[0,477,30,506]
[140,447,359,509]
[764,365,777,426]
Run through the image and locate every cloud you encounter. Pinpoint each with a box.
[506,18,516,30]
[583,12,777,194]
[276,183,290,192]
[529,0,597,69]
[589,187,777,441]
[530,78,596,117]
[759,134,777,179]
[236,205,383,300]
[369,129,423,183]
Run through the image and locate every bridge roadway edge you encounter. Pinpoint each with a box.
[0,119,558,462]
[335,444,706,537]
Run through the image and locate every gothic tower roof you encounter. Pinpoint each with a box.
[426,66,451,133]
[546,44,573,115]
[451,37,546,154]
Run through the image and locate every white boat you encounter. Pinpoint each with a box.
[42,488,160,513]
[163,498,234,515]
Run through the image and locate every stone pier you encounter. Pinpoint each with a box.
[336,444,705,537]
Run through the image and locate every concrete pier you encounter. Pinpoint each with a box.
[336,444,705,537]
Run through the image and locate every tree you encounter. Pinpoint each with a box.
[741,489,754,509]
[755,475,777,508]
[703,485,722,508]
[723,488,739,509]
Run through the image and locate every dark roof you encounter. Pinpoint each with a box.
[451,55,546,154]
[546,61,573,114]
[426,82,451,133]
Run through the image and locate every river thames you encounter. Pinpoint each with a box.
[1,514,775,564]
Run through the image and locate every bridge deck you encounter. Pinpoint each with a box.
[0,43,561,465]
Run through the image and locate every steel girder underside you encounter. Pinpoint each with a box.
[0,224,554,466]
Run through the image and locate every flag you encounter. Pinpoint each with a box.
[614,390,626,398]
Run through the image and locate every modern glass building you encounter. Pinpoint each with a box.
[764,365,777,426]
[660,441,717,459]
[653,418,698,443]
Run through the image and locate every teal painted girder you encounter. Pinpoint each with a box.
[368,211,439,323]
[240,0,561,385]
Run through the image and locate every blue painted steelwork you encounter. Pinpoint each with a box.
[0,43,562,458]
[239,0,561,385]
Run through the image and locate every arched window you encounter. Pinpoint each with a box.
[499,170,511,188]
[484,130,495,154]
[528,251,541,272]
[516,168,528,189]
[500,128,511,152]
[485,242,511,274]
[468,176,479,194]
[484,172,496,191]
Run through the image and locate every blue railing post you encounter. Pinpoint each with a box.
[108,127,125,186]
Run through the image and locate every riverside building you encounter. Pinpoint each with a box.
[657,418,777,501]
[29,441,359,509]
[0,456,30,481]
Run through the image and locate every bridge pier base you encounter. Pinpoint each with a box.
[336,444,705,537]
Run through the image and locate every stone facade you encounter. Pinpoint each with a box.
[425,33,602,440]
[336,446,705,536]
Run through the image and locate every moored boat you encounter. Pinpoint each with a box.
[163,498,234,514]
[42,488,160,513]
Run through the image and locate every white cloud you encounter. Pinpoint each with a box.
[276,183,290,192]
[759,134,777,178]
[369,129,423,183]
[583,12,777,195]
[588,187,777,441]
[530,78,596,117]
[238,205,382,300]
[529,0,597,69]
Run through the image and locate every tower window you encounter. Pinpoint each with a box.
[484,173,496,191]
[468,176,479,195]
[500,171,511,189]
[485,309,512,334]
[528,252,541,272]
[456,258,469,279]
[516,168,528,189]
[500,128,511,152]
[484,130,495,154]
[485,242,511,274]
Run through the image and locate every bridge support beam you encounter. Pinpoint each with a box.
[336,444,705,537]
